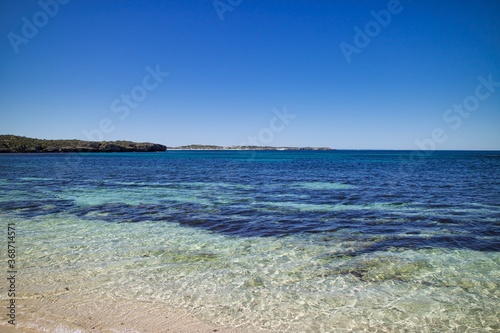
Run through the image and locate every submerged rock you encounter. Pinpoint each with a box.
[330,255,432,282]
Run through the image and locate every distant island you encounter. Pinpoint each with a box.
[0,135,334,153]
[169,144,334,151]
[0,135,167,153]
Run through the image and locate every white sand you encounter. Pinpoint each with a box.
[1,296,253,333]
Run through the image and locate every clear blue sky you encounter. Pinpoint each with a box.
[1,0,499,149]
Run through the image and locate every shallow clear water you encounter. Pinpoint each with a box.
[0,151,499,332]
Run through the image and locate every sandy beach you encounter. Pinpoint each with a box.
[0,325,39,333]
[1,296,251,333]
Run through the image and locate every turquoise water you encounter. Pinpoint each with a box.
[0,151,499,332]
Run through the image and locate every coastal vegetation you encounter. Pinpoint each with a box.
[0,135,167,153]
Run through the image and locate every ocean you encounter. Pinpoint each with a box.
[0,150,499,332]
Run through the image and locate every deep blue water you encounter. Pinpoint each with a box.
[1,150,499,253]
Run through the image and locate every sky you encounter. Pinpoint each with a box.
[1,0,499,149]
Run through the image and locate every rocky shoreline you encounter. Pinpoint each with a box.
[0,135,167,153]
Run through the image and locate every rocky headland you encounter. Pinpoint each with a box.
[0,135,167,153]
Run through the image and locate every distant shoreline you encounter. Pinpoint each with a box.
[167,148,327,151]
[167,145,334,151]
[0,135,334,153]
